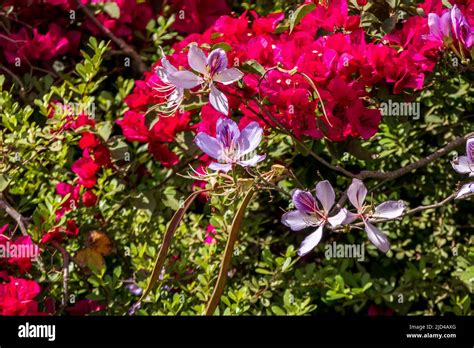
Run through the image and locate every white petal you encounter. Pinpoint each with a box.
[213,68,244,85]
[158,47,178,74]
[167,70,202,89]
[315,180,335,214]
[195,133,222,160]
[237,154,266,167]
[341,210,359,225]
[364,221,390,253]
[188,45,208,75]
[209,84,229,115]
[327,208,348,227]
[208,162,232,173]
[281,210,320,231]
[428,13,443,41]
[347,178,367,211]
[373,200,405,219]
[455,182,474,199]
[451,156,473,174]
[298,225,324,256]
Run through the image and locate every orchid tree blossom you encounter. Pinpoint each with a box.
[450,5,473,49]
[152,45,243,116]
[151,47,189,116]
[427,11,453,46]
[427,6,473,50]
[195,117,266,173]
[451,137,474,199]
[281,181,347,256]
[187,44,244,115]
[342,179,405,253]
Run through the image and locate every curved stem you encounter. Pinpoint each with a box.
[131,189,209,312]
[205,187,255,315]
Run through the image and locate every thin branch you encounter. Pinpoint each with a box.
[0,193,28,235]
[205,187,256,315]
[246,94,473,184]
[358,132,474,180]
[0,64,27,101]
[75,0,146,74]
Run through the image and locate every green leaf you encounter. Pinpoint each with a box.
[0,174,10,191]
[212,42,232,52]
[271,305,286,315]
[104,2,120,19]
[382,16,398,34]
[97,121,113,142]
[289,3,316,34]
[241,60,266,76]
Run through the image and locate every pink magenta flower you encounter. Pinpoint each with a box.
[204,224,217,245]
[195,117,265,173]
[342,179,405,253]
[281,181,347,256]
[451,137,474,199]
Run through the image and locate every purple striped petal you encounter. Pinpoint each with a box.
[292,190,317,214]
[466,138,474,163]
[440,11,452,38]
[207,48,228,76]
[216,117,239,148]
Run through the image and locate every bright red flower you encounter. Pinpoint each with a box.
[117,110,149,142]
[0,276,42,316]
[66,299,106,316]
[79,132,100,150]
[71,157,100,188]
[170,0,231,34]
[82,190,98,207]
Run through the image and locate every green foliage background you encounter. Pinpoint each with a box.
[0,0,472,316]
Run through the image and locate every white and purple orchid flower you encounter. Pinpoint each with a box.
[152,47,186,116]
[451,137,474,199]
[195,118,266,173]
[187,45,244,115]
[342,179,405,253]
[427,5,473,49]
[281,181,347,256]
[152,45,243,116]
